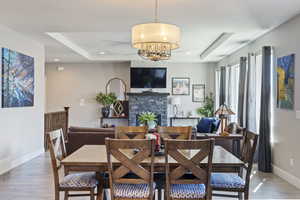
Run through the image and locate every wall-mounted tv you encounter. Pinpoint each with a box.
[130,67,167,88]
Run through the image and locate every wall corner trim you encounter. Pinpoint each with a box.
[0,149,44,175]
[272,164,300,189]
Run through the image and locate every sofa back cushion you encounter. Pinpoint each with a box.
[197,118,220,133]
[69,126,114,133]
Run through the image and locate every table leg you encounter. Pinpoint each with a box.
[96,172,104,200]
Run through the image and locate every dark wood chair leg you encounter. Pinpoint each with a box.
[238,192,243,200]
[90,188,95,200]
[64,191,68,200]
[244,190,249,200]
[55,189,60,200]
[97,185,103,200]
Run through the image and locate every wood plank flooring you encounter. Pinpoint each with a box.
[1,153,300,199]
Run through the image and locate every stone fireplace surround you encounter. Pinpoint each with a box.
[127,92,169,126]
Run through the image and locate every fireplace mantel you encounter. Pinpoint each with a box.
[127,92,170,96]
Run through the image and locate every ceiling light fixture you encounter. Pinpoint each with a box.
[54,58,60,62]
[98,51,105,55]
[131,0,180,61]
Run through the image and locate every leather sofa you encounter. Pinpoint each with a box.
[66,126,115,154]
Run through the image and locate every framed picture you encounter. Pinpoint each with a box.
[192,84,205,102]
[277,54,295,110]
[2,48,34,108]
[172,77,190,95]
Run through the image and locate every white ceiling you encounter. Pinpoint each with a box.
[1,0,300,63]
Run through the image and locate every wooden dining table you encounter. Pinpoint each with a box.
[61,144,244,200]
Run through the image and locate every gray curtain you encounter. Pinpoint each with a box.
[219,66,226,106]
[238,57,247,127]
[258,46,272,172]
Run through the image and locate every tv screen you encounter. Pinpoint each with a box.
[130,68,167,88]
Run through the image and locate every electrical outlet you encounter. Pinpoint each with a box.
[290,158,294,167]
[296,111,300,119]
[79,98,85,106]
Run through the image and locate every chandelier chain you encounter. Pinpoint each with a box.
[155,0,159,22]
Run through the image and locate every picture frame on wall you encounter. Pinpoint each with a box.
[172,77,190,95]
[192,84,205,102]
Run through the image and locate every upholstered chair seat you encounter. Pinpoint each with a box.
[170,184,206,199]
[60,172,98,188]
[113,183,156,199]
[211,173,245,189]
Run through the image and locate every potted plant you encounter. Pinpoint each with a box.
[196,93,215,117]
[138,112,157,129]
[96,92,117,117]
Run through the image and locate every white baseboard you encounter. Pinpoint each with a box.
[273,164,300,189]
[0,149,44,175]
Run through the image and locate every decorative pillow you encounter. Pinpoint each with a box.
[211,118,221,132]
[197,118,214,133]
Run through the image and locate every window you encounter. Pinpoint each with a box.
[226,64,240,122]
[215,69,221,109]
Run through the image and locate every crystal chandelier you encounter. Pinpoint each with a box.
[131,0,181,61]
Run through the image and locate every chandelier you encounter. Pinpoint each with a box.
[131,0,180,61]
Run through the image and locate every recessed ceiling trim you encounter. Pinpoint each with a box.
[46,32,94,60]
[200,32,234,60]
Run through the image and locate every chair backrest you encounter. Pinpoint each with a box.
[115,126,147,139]
[47,129,67,187]
[164,139,215,200]
[105,138,155,200]
[240,130,258,188]
[157,126,192,140]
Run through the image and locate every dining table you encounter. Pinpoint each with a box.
[61,145,244,200]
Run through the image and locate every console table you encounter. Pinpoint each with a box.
[195,133,243,156]
[169,117,200,126]
[100,116,128,127]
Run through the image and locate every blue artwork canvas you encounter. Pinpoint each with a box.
[1,48,34,108]
[277,54,295,110]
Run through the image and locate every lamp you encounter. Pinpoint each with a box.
[215,104,235,135]
[172,97,181,117]
[131,0,180,61]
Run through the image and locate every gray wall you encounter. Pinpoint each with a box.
[0,25,45,175]
[46,62,216,127]
[46,62,130,127]
[219,14,300,184]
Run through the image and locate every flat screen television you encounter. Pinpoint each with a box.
[130,67,167,88]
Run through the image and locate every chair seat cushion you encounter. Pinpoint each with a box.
[211,173,245,189]
[170,184,206,199]
[113,183,156,198]
[60,172,97,188]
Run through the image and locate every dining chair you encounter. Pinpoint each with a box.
[115,126,148,139]
[105,138,156,200]
[47,129,100,200]
[211,130,258,200]
[164,139,215,200]
[157,126,192,140]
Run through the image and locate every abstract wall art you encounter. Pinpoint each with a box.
[277,54,295,110]
[1,48,34,108]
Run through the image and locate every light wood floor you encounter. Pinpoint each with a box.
[1,153,300,199]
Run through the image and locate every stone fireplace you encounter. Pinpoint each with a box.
[127,92,169,126]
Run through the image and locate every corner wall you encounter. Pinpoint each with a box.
[218,14,300,187]
[0,25,45,175]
